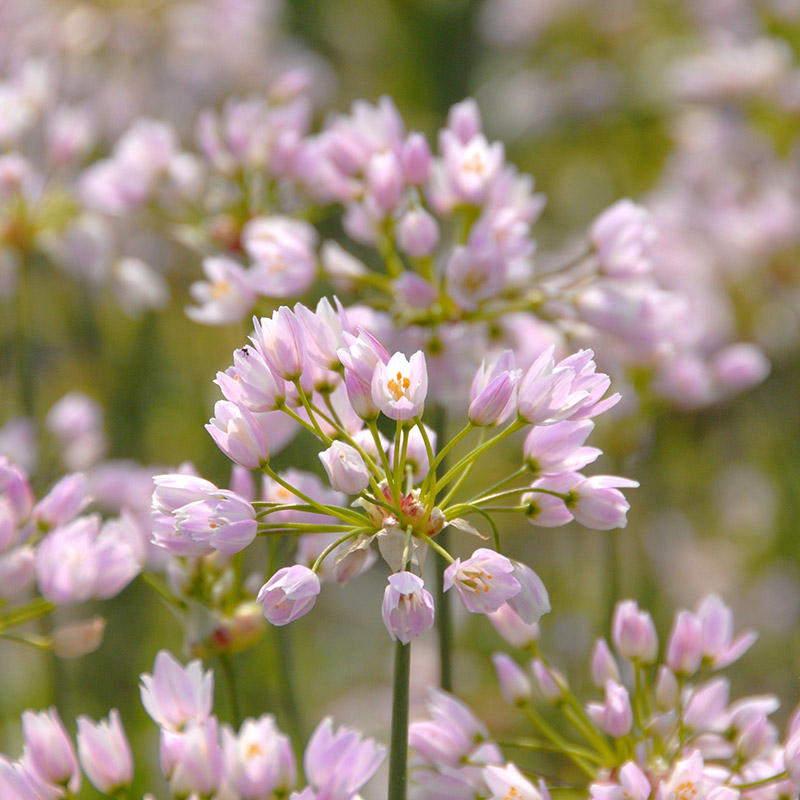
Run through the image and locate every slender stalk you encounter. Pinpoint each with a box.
[218,653,242,729]
[428,405,454,692]
[388,639,411,800]
[276,625,303,752]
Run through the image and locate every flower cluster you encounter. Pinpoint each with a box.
[419,593,800,800]
[0,452,144,655]
[153,297,636,642]
[0,648,385,800]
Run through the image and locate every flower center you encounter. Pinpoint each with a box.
[675,781,698,800]
[387,370,410,401]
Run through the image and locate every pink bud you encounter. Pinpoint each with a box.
[396,208,439,257]
[531,658,565,703]
[612,600,658,663]
[401,132,431,184]
[591,638,620,687]
[666,610,704,676]
[319,441,370,495]
[257,565,321,626]
[587,680,633,738]
[366,151,404,212]
[488,603,540,648]
[21,707,80,794]
[382,572,435,644]
[206,401,270,469]
[492,652,532,704]
[77,710,133,794]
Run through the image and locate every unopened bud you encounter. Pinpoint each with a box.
[531,658,566,703]
[51,617,106,658]
[492,652,532,704]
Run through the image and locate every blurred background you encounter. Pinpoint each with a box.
[2,0,800,796]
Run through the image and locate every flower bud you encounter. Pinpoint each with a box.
[381,572,435,644]
[257,565,321,626]
[590,638,620,687]
[319,441,370,495]
[531,658,566,704]
[51,617,106,658]
[492,652,531,704]
[612,600,658,663]
[666,610,704,676]
[76,709,133,795]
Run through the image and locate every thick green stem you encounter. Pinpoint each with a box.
[388,639,411,800]
[433,527,454,692]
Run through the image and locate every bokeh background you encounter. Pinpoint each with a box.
[2,0,800,796]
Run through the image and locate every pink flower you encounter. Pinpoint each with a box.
[222,715,297,800]
[488,603,540,648]
[252,306,307,381]
[21,707,80,794]
[243,216,318,298]
[257,565,321,625]
[568,475,639,530]
[612,600,658,663]
[492,653,531,704]
[483,762,545,800]
[523,420,600,475]
[139,650,214,731]
[206,400,270,469]
[371,351,428,421]
[506,560,550,625]
[587,680,633,737]
[444,549,520,615]
[381,572,435,644]
[319,441,370,495]
[216,345,285,412]
[76,710,133,795]
[161,718,224,799]
[696,594,757,669]
[174,490,258,555]
[186,256,256,326]
[666,610,704,676]
[304,717,386,800]
[396,207,439,257]
[591,638,620,687]
[32,473,90,527]
[590,199,656,278]
[469,350,520,426]
[35,515,141,605]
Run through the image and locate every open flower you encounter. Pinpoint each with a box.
[371,351,428,421]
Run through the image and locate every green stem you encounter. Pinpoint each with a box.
[520,703,597,778]
[276,625,303,756]
[262,467,366,526]
[218,653,242,729]
[388,639,411,800]
[15,249,35,416]
[435,420,524,493]
[432,528,454,692]
[0,597,56,630]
